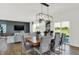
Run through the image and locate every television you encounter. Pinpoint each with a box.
[14,25,24,31]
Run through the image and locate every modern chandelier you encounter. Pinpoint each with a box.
[36,3,53,23]
[35,3,53,32]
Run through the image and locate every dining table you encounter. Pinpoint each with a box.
[25,36,42,54]
[26,36,42,47]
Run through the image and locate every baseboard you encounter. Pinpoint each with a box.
[69,44,79,49]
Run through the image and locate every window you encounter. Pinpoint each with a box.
[33,21,45,32]
[61,21,70,36]
[0,24,6,33]
[33,23,39,32]
[54,22,61,32]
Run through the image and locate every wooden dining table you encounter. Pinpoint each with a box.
[24,36,42,54]
[26,36,42,47]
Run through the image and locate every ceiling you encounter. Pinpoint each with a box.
[0,3,79,22]
[54,3,79,14]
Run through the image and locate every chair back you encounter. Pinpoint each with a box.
[21,35,32,50]
[30,32,36,36]
[54,33,61,48]
[40,35,51,53]
[60,33,65,45]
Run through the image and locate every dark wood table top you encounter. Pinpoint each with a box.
[25,36,42,47]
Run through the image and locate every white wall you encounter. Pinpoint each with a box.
[54,5,79,47]
[0,3,41,22]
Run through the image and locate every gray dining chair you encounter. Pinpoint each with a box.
[54,33,61,54]
[21,35,32,55]
[60,33,66,52]
[38,35,51,55]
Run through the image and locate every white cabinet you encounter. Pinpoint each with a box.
[7,36,15,43]
[14,35,22,42]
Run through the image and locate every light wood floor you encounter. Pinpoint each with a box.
[0,43,79,55]
[0,42,31,55]
[0,43,22,55]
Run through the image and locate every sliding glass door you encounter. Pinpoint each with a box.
[54,21,70,44]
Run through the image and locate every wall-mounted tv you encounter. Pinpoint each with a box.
[14,25,24,31]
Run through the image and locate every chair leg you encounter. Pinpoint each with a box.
[26,49,32,54]
[33,48,41,55]
[54,47,61,55]
[59,46,61,54]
